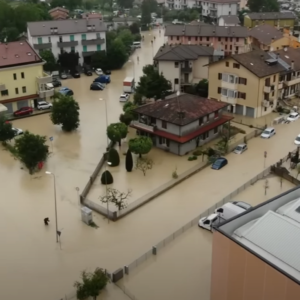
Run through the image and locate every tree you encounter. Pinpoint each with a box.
[106,39,128,69]
[247,0,279,13]
[107,123,128,146]
[120,102,137,125]
[51,0,82,10]
[108,148,120,166]
[0,117,15,143]
[118,29,134,52]
[58,51,80,71]
[50,93,80,132]
[99,188,131,211]
[129,22,140,35]
[125,149,133,172]
[129,136,153,158]
[14,131,49,174]
[135,65,172,100]
[197,79,208,97]
[101,170,113,185]
[116,0,134,8]
[136,157,153,176]
[141,0,152,26]
[74,268,109,300]
[40,50,57,72]
[91,50,108,70]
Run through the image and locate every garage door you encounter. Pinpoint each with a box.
[246,106,255,118]
[17,100,29,110]
[3,103,13,113]
[235,104,243,115]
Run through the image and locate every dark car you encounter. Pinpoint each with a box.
[84,69,93,76]
[90,82,105,90]
[13,106,33,117]
[104,70,111,75]
[52,78,61,87]
[71,70,80,78]
[211,157,228,170]
[59,87,74,96]
[60,72,68,79]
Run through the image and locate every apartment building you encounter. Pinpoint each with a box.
[27,19,107,65]
[218,15,240,26]
[165,24,250,55]
[211,185,300,300]
[0,41,53,114]
[201,0,239,20]
[154,44,222,91]
[131,93,232,155]
[249,24,300,51]
[163,0,201,10]
[244,12,296,29]
[208,48,300,118]
[48,7,69,20]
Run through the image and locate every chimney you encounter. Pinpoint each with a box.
[291,60,294,70]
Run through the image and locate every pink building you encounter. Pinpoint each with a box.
[165,24,251,56]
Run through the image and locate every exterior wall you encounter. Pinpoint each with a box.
[244,17,295,29]
[211,231,300,300]
[208,58,279,118]
[218,18,239,26]
[164,0,201,10]
[158,61,181,90]
[193,56,210,80]
[201,2,238,18]
[156,118,180,135]
[27,30,106,64]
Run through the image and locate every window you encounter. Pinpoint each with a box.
[174,62,179,68]
[13,73,17,80]
[218,73,222,80]
[59,36,62,42]
[200,37,202,41]
[15,87,19,94]
[230,37,233,42]
[218,87,221,94]
[230,45,232,50]
[162,120,167,129]
[218,37,221,41]
[71,47,75,52]
[174,78,179,84]
[221,88,237,98]
[70,35,74,41]
[188,37,191,41]
[225,45,227,50]
[238,92,246,99]
[83,45,87,52]
[265,77,270,86]
[225,61,229,67]
[239,77,247,85]
[22,86,26,93]
[37,37,42,44]
[214,111,219,118]
[206,37,209,41]
[96,33,100,38]
[273,75,276,82]
[222,73,238,83]
[233,63,240,69]
[214,126,218,134]
[21,72,24,79]
[97,44,101,51]
[225,37,228,42]
[177,36,179,41]
[1,90,8,96]
[81,34,86,40]
[235,46,239,51]
[236,38,239,42]
[195,37,198,41]
[48,37,51,43]
[199,117,203,125]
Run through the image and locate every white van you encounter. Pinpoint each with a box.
[132,42,141,48]
[198,213,220,230]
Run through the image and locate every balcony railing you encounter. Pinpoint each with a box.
[33,43,52,50]
[284,76,300,87]
[263,85,275,93]
[221,81,237,90]
[37,74,52,85]
[221,95,237,105]
[131,121,157,132]
[38,89,54,98]
[210,6,217,10]
[181,66,192,73]
[278,82,283,89]
[57,41,78,48]
[0,83,6,91]
[81,38,105,46]
[262,100,270,107]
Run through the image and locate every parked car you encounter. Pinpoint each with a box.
[198,213,219,230]
[261,127,276,139]
[60,72,68,79]
[95,68,103,75]
[104,70,111,75]
[13,106,33,117]
[90,82,105,90]
[120,94,129,102]
[37,101,52,110]
[12,127,23,136]
[71,70,80,78]
[94,75,110,84]
[59,87,74,96]
[233,143,247,154]
[287,112,299,122]
[294,134,300,145]
[211,157,228,170]
[84,69,93,76]
[52,78,61,87]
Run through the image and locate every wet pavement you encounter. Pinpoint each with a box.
[1,28,300,300]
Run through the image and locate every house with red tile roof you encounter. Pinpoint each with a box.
[48,7,69,20]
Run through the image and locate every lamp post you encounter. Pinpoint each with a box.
[45,171,59,243]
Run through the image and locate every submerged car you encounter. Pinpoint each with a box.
[294,134,300,145]
[287,112,299,122]
[37,101,52,110]
[233,143,247,154]
[211,157,228,170]
[198,213,219,230]
[119,94,129,102]
[71,70,80,78]
[95,68,103,75]
[12,127,23,136]
[59,87,74,96]
[261,127,276,139]
[60,72,68,79]
[52,78,62,87]
[90,82,105,90]
[13,107,33,117]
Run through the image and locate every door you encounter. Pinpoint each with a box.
[83,45,87,52]
[70,35,74,41]
[37,37,42,44]
[97,44,101,51]
[246,106,255,117]
[4,103,13,113]
[235,104,243,115]
[17,100,29,109]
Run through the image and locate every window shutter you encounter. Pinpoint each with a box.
[238,77,242,84]
[218,73,222,80]
[237,92,241,98]
[244,79,247,85]
[243,93,246,99]
[218,87,221,94]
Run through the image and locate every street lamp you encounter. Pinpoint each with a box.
[45,171,59,243]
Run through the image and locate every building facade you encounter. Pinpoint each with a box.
[48,7,69,20]
[201,0,239,20]
[163,0,201,10]
[0,41,53,114]
[131,93,232,156]
[27,19,107,65]
[165,25,250,55]
[212,185,300,300]
[218,15,240,26]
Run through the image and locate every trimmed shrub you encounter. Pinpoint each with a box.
[101,170,113,185]
[125,149,133,172]
[108,148,120,167]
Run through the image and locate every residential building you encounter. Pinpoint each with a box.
[244,12,296,29]
[0,41,54,114]
[48,7,69,20]
[165,25,250,55]
[249,24,300,51]
[211,185,300,300]
[111,17,139,30]
[208,48,300,118]
[131,93,232,155]
[201,0,239,20]
[218,15,240,26]
[27,19,107,65]
[154,44,222,91]
[163,0,201,10]
[82,12,102,20]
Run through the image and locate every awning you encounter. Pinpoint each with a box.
[0,103,8,112]
[46,83,54,89]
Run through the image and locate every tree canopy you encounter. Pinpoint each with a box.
[50,0,82,10]
[135,65,172,100]
[0,117,15,143]
[247,0,279,12]
[50,93,80,132]
[116,0,134,8]
[107,123,128,146]
[129,136,153,157]
[40,50,57,72]
[58,51,80,71]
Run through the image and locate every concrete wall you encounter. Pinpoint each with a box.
[193,56,210,80]
[211,231,300,300]
[158,61,180,91]
[156,119,180,135]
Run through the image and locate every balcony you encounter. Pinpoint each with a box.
[37,74,52,85]
[284,76,300,87]
[81,38,105,46]
[263,85,275,93]
[210,6,217,10]
[38,89,54,98]
[278,82,283,89]
[181,65,192,73]
[221,95,237,105]
[33,43,52,50]
[0,83,6,91]
[57,40,78,48]
[221,81,237,91]
[262,100,270,108]
[131,120,156,132]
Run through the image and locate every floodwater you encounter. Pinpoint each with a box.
[1,28,300,300]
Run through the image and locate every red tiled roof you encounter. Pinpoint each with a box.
[0,94,39,104]
[0,41,42,68]
[131,116,233,144]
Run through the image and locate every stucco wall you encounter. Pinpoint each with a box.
[158,61,180,90]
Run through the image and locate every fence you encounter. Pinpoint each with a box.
[227,129,260,153]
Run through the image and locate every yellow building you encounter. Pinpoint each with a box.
[208,48,300,118]
[0,41,54,114]
[244,12,296,29]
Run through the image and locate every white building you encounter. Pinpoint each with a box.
[164,0,201,10]
[201,0,239,19]
[27,19,107,65]
[218,15,240,26]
